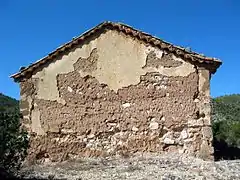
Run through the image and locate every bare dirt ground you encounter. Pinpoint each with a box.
[19,153,240,180]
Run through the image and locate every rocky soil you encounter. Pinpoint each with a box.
[19,153,240,180]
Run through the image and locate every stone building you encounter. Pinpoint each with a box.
[11,21,222,162]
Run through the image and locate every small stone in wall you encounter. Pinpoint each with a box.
[109,126,115,132]
[61,129,74,134]
[199,140,213,160]
[179,148,185,154]
[163,138,175,145]
[44,158,51,163]
[149,122,159,130]
[76,89,83,94]
[194,98,200,103]
[188,118,204,127]
[132,126,139,132]
[53,137,60,142]
[122,102,131,108]
[87,134,95,139]
[67,86,73,92]
[148,117,156,121]
[159,85,167,89]
[108,123,117,126]
[202,126,212,139]
[180,129,188,140]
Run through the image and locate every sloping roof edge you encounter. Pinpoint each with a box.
[11,21,222,81]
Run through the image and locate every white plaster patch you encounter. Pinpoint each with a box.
[31,109,44,135]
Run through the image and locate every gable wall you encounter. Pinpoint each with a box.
[19,30,213,162]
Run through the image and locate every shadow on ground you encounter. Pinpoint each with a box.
[0,168,64,180]
[213,137,240,161]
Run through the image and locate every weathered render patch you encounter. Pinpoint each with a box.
[31,108,44,135]
[31,30,196,102]
[32,30,146,100]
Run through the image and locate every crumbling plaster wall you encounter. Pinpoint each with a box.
[19,29,213,162]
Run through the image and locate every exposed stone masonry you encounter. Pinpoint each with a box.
[26,72,200,162]
[144,51,183,68]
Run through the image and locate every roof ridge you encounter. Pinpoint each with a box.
[11,21,222,81]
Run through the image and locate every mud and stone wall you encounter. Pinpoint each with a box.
[19,29,213,163]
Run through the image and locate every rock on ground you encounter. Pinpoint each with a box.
[19,153,240,180]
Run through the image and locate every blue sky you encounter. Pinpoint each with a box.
[0,0,239,99]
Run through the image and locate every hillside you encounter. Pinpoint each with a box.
[212,94,240,122]
[0,93,19,114]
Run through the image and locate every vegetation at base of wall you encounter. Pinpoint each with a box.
[0,93,29,176]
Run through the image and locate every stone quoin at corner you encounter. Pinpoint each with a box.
[11,21,222,162]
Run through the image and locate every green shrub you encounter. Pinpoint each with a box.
[212,120,240,147]
[212,94,240,148]
[0,93,29,175]
[0,112,29,174]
